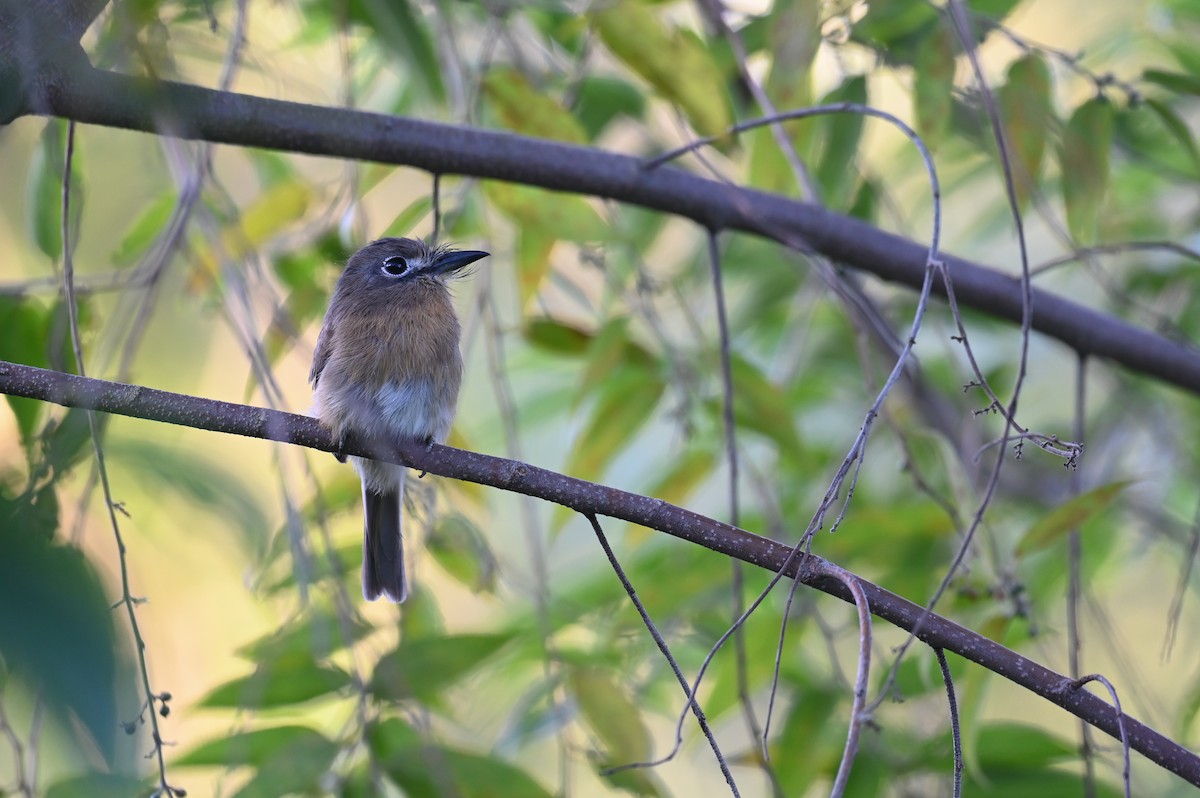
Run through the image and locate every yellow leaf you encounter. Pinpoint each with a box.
[482,67,587,144]
[592,0,731,138]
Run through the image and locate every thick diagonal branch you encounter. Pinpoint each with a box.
[1,358,1197,789]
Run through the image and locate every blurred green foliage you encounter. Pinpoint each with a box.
[2,0,1199,796]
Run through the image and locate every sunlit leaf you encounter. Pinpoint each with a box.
[483,181,607,243]
[370,718,555,798]
[176,725,334,767]
[112,191,177,267]
[191,180,312,290]
[1060,96,1115,244]
[200,655,350,708]
[236,609,375,663]
[483,67,587,144]
[515,227,557,307]
[568,666,651,765]
[592,0,732,138]
[913,25,956,152]
[382,196,433,238]
[813,76,868,208]
[997,53,1053,211]
[1015,480,1131,557]
[371,633,514,703]
[45,775,150,798]
[566,364,665,479]
[108,438,271,560]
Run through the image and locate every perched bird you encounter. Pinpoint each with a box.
[310,237,489,602]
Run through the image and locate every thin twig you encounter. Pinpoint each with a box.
[1070,674,1133,798]
[935,649,964,798]
[584,514,739,796]
[59,122,178,795]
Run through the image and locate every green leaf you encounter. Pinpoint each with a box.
[483,67,587,144]
[343,0,444,101]
[112,191,177,267]
[813,76,868,208]
[569,666,652,765]
[230,731,340,798]
[44,775,150,798]
[913,25,956,152]
[371,633,514,703]
[199,655,350,708]
[566,364,665,479]
[0,296,52,443]
[715,354,801,452]
[236,609,376,663]
[426,514,498,593]
[1143,68,1200,97]
[645,447,717,508]
[850,0,940,62]
[1060,97,1115,244]
[1015,480,1131,557]
[1144,98,1200,174]
[381,195,433,238]
[515,227,557,307]
[483,181,608,243]
[573,76,647,139]
[176,725,334,767]
[26,119,84,261]
[997,53,1054,211]
[191,180,311,289]
[0,516,119,764]
[592,0,732,138]
[108,438,271,560]
[974,722,1075,770]
[523,318,594,356]
[369,719,555,798]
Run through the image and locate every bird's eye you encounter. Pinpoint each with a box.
[381,256,409,277]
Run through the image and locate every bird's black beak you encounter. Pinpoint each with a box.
[432,249,490,276]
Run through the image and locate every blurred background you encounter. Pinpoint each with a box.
[1,0,1199,795]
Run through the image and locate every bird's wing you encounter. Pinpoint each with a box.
[309,310,335,387]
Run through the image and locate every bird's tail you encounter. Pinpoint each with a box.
[362,481,407,602]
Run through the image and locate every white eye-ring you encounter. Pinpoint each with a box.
[381,255,409,277]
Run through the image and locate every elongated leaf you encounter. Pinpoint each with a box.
[370,719,555,798]
[592,0,731,138]
[1143,68,1200,97]
[483,67,587,144]
[483,181,607,243]
[813,76,868,208]
[371,633,514,703]
[112,191,176,266]
[26,120,84,261]
[191,180,312,289]
[177,726,333,767]
[913,25,956,152]
[573,75,647,139]
[1144,98,1200,174]
[200,655,350,708]
[45,775,149,798]
[997,53,1053,211]
[1060,97,1115,244]
[569,666,652,765]
[566,364,665,479]
[1016,480,1131,557]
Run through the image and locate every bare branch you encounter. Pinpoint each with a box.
[0,359,1197,789]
